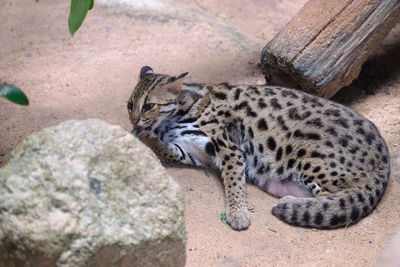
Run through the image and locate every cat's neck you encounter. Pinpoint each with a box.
[174,83,211,119]
[181,83,208,96]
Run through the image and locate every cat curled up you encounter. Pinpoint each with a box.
[127,66,390,231]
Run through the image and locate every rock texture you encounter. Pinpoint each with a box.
[377,226,400,266]
[0,119,186,267]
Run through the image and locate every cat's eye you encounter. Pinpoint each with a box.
[141,103,155,113]
[127,101,133,111]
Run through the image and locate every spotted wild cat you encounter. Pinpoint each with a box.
[127,66,390,230]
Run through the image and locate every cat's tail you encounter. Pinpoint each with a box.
[271,173,389,229]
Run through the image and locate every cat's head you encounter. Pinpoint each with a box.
[127,66,188,136]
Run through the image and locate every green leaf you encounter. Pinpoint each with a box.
[217,13,228,19]
[68,0,94,36]
[248,206,255,213]
[0,84,29,105]
[220,211,232,229]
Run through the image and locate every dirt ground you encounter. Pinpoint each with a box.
[1,0,400,266]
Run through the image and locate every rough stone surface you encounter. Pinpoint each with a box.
[377,226,400,266]
[96,0,167,10]
[0,119,186,267]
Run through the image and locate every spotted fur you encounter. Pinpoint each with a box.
[127,66,390,230]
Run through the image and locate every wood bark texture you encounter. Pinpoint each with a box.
[261,0,400,98]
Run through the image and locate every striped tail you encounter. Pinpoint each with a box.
[271,173,389,229]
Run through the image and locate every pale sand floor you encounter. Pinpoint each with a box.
[1,0,399,265]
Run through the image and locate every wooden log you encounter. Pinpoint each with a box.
[260,0,400,98]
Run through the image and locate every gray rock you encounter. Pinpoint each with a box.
[377,226,400,267]
[0,119,186,267]
[96,0,168,10]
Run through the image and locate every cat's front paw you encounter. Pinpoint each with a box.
[226,208,250,231]
[137,130,153,139]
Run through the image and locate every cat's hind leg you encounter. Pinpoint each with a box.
[256,174,313,198]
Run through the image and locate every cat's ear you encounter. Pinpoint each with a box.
[164,72,189,96]
[139,66,154,80]
[148,72,188,103]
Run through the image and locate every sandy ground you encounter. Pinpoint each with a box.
[1,0,400,266]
